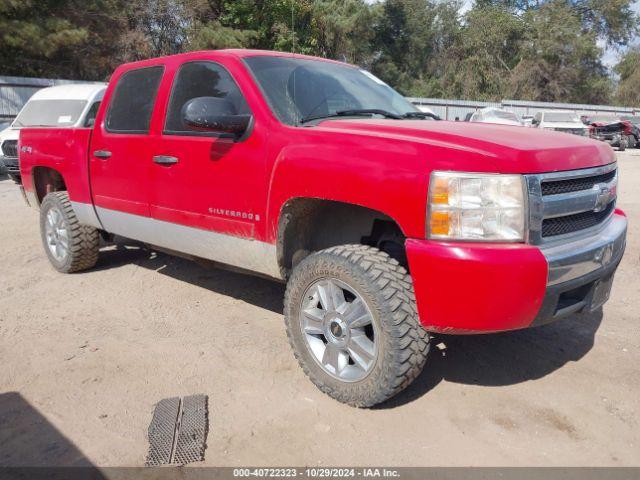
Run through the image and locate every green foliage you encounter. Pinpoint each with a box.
[615,47,640,106]
[440,4,524,100]
[508,1,613,104]
[0,0,637,105]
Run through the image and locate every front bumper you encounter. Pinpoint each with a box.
[0,155,19,174]
[592,133,623,147]
[406,212,627,334]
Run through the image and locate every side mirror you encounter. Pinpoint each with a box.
[182,97,251,136]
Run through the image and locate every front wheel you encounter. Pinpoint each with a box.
[619,138,627,151]
[284,244,429,407]
[40,192,100,273]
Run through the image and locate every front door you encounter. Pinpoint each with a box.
[148,60,268,252]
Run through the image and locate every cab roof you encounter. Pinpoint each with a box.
[117,49,351,70]
[30,83,107,101]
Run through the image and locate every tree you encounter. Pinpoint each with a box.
[440,4,524,100]
[615,48,640,106]
[0,0,128,79]
[476,0,639,46]
[507,1,612,103]
[372,0,461,96]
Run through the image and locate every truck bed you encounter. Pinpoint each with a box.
[19,127,94,206]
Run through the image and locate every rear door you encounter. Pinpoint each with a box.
[89,65,164,223]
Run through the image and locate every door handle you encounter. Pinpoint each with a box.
[93,150,111,159]
[153,155,179,165]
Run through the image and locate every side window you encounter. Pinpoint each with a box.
[165,61,250,134]
[106,66,164,133]
[84,101,101,127]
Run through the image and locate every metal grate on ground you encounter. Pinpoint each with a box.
[145,395,208,466]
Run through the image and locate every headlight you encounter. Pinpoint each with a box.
[427,171,526,241]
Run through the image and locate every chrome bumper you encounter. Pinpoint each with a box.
[540,214,627,286]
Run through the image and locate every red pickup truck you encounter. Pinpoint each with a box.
[19,50,627,407]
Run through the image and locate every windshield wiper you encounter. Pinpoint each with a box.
[300,109,402,124]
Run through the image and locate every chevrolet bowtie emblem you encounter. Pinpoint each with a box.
[593,184,615,212]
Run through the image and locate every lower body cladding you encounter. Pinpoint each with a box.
[406,213,627,334]
[72,202,283,280]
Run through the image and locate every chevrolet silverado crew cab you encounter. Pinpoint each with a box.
[19,50,627,407]
[1,83,106,183]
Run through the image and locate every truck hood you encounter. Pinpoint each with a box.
[316,119,613,173]
[0,127,19,143]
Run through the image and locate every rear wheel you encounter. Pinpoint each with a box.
[284,244,429,407]
[40,192,100,273]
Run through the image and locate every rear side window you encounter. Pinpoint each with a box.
[106,66,164,133]
[84,101,101,127]
[164,61,250,134]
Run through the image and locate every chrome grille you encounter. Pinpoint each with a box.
[1,140,17,158]
[525,163,617,244]
[541,170,616,196]
[542,202,615,237]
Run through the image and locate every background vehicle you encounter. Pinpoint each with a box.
[414,105,440,119]
[620,116,640,148]
[19,50,627,407]
[466,107,523,126]
[521,115,534,127]
[0,83,106,183]
[583,115,634,151]
[532,110,588,136]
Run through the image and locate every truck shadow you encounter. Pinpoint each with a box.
[94,239,603,407]
[377,309,603,408]
[93,239,285,314]
[0,392,105,474]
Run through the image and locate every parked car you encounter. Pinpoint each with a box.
[583,115,634,151]
[0,121,9,175]
[532,110,589,136]
[414,104,441,120]
[0,83,106,183]
[521,115,534,127]
[19,50,626,407]
[620,115,640,148]
[466,107,523,126]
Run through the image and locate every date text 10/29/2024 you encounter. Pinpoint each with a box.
[233,468,400,478]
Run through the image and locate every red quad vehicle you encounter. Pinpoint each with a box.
[19,50,627,407]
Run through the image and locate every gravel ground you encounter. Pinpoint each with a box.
[0,150,638,467]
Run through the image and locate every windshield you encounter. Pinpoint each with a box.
[543,112,580,123]
[621,116,640,124]
[484,110,521,123]
[13,99,87,127]
[482,110,520,124]
[244,56,418,125]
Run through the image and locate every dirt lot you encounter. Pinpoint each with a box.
[1,151,639,467]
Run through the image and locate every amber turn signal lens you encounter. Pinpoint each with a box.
[430,177,449,204]
[430,211,450,236]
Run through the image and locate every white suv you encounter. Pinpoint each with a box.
[532,110,588,136]
[0,83,106,182]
